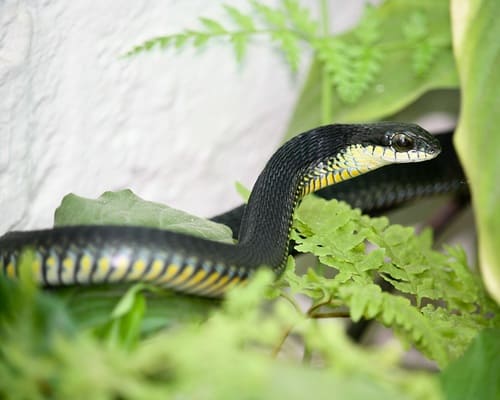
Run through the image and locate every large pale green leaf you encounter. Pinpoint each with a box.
[54,189,234,243]
[286,0,457,139]
[54,284,217,334]
[51,190,230,330]
[451,0,500,304]
[440,328,500,400]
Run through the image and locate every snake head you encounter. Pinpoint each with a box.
[357,122,441,164]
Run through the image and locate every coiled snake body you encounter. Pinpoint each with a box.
[0,123,441,297]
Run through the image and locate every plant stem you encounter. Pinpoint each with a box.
[272,325,294,357]
[320,0,332,124]
[280,292,303,315]
[310,311,350,319]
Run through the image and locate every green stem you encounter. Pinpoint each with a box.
[320,0,329,36]
[320,0,332,124]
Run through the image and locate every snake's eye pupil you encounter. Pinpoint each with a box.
[393,133,414,151]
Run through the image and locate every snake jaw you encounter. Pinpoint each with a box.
[379,147,441,163]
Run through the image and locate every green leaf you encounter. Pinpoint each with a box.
[354,4,380,45]
[230,33,248,62]
[174,34,189,48]
[291,196,499,366]
[143,39,157,51]
[0,273,443,400]
[224,5,256,31]
[235,181,251,202]
[347,283,383,321]
[403,11,429,40]
[440,328,500,400]
[125,1,310,72]
[403,11,446,75]
[191,31,209,47]
[110,283,147,319]
[276,32,301,71]
[451,0,500,305]
[56,284,218,334]
[282,0,317,35]
[285,0,458,137]
[54,189,234,243]
[95,284,147,350]
[251,1,287,28]
[200,17,227,34]
[124,37,170,57]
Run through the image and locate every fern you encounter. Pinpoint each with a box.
[0,270,443,399]
[403,11,449,76]
[126,0,315,71]
[287,196,499,367]
[126,1,451,104]
[311,3,383,104]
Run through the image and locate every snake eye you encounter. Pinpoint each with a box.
[392,133,414,151]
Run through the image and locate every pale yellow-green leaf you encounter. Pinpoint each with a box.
[451,0,500,304]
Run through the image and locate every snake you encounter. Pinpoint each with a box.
[0,123,442,298]
[212,129,466,236]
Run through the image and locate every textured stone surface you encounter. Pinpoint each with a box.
[0,0,368,232]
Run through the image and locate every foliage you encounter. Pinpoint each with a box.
[285,0,457,137]
[287,196,499,367]
[54,189,233,243]
[126,0,453,106]
[440,328,500,400]
[2,0,499,398]
[451,0,500,304]
[1,194,499,398]
[1,260,442,400]
[126,0,316,71]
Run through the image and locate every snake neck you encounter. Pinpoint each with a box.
[237,126,348,271]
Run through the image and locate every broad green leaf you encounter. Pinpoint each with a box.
[55,284,217,334]
[54,189,234,243]
[96,286,146,350]
[440,328,500,400]
[285,0,458,138]
[451,0,500,304]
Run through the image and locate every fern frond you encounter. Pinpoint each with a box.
[223,5,256,31]
[403,11,428,40]
[412,41,440,76]
[230,33,248,62]
[403,11,444,76]
[251,1,287,29]
[250,1,301,70]
[311,3,382,103]
[289,196,499,367]
[354,3,380,45]
[314,37,381,104]
[346,45,382,103]
[282,0,317,36]
[126,1,314,69]
[200,18,227,34]
[271,31,301,71]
